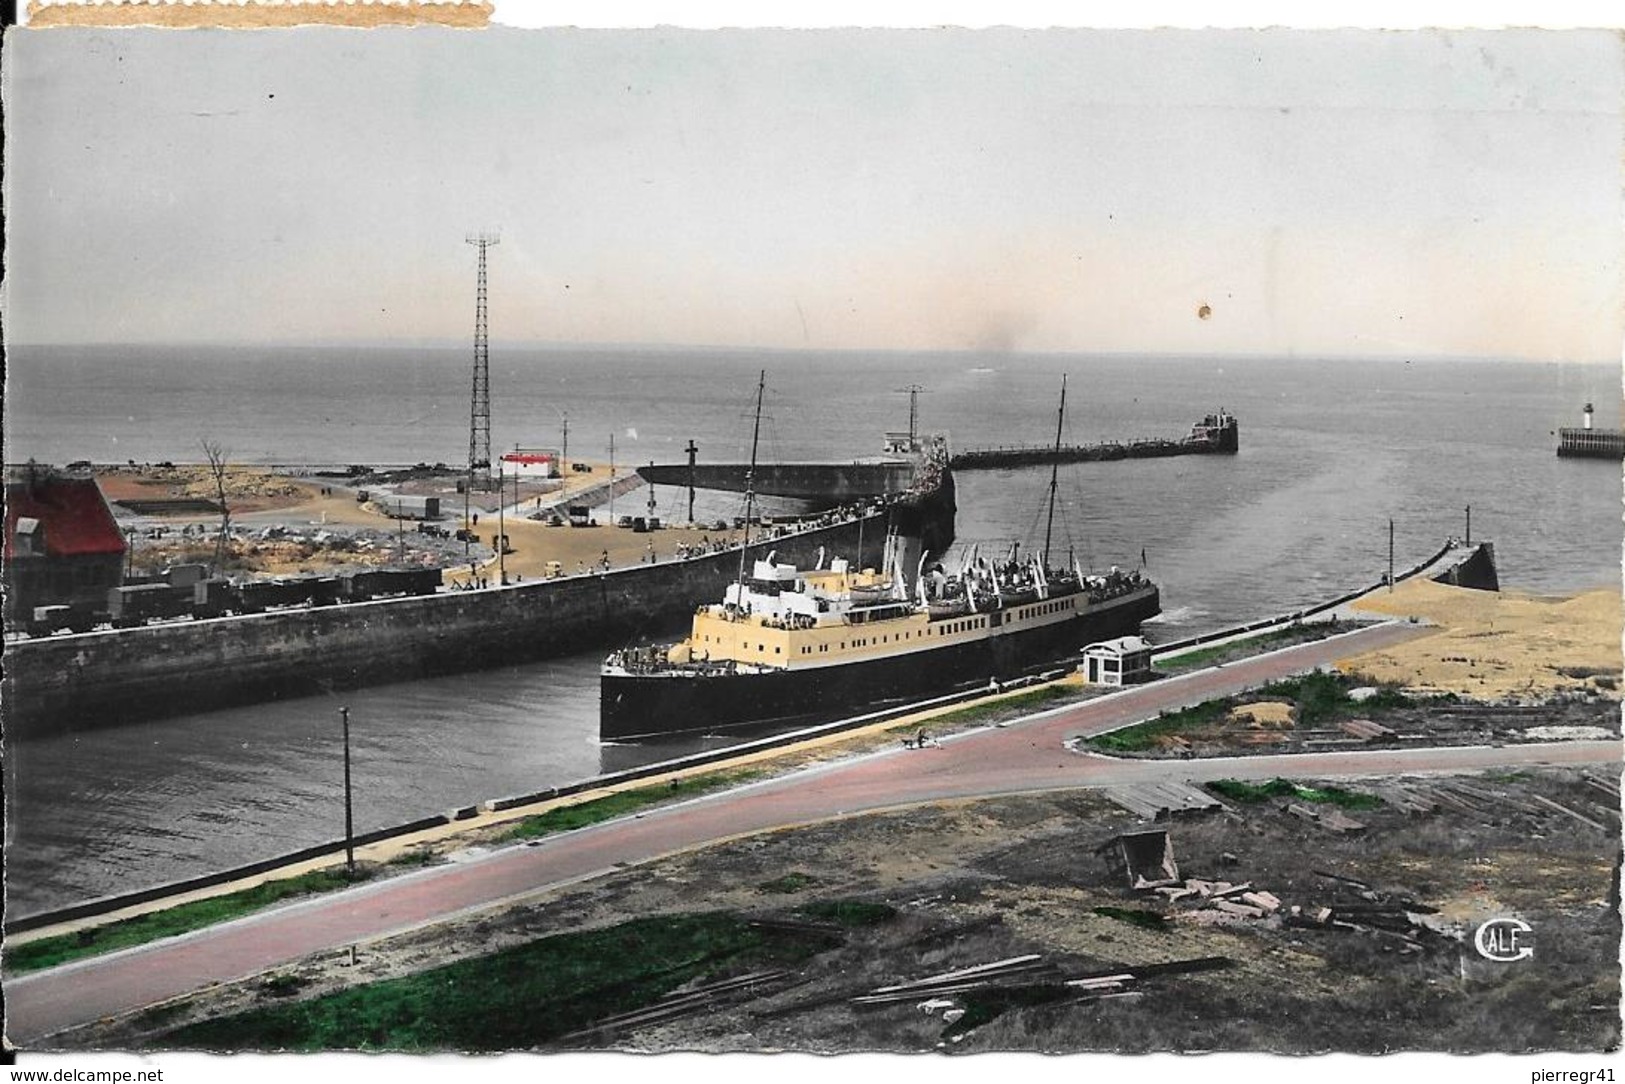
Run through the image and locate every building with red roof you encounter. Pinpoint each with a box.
[4,466,128,626]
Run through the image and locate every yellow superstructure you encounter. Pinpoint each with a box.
[671,562,1084,672]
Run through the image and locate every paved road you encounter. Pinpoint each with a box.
[7,622,1618,1045]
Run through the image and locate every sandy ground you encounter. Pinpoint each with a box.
[1345,579,1622,700]
[440,518,747,588]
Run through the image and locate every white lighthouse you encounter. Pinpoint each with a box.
[1584,402,1595,430]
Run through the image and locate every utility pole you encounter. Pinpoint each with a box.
[1465,505,1472,546]
[560,411,569,476]
[609,433,617,522]
[647,460,657,522]
[685,439,698,525]
[466,231,499,490]
[497,458,506,585]
[340,706,355,879]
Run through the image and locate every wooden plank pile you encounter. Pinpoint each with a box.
[559,968,802,1042]
[1103,781,1226,821]
[852,954,1233,1014]
[1339,718,1397,743]
[851,954,1059,1005]
[1368,776,1619,831]
[1279,870,1442,953]
[1282,802,1367,834]
[1150,876,1283,921]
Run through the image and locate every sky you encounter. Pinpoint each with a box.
[3,23,1622,361]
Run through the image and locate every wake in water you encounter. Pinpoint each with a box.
[1143,605,1206,625]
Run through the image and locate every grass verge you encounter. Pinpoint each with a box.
[1206,778,1384,810]
[922,684,1084,730]
[153,911,834,1051]
[4,868,373,976]
[502,768,763,842]
[798,900,898,927]
[1087,699,1231,752]
[1157,624,1343,673]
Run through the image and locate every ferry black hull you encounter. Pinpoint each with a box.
[600,586,1159,741]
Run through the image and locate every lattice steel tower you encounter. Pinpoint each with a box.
[466,231,500,488]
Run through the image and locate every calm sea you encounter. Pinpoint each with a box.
[4,345,1620,915]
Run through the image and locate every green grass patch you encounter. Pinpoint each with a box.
[757,871,819,895]
[798,900,898,927]
[1092,906,1169,931]
[1159,625,1331,671]
[502,769,763,843]
[921,683,1081,729]
[154,911,833,1051]
[1207,778,1384,811]
[1253,671,1413,725]
[1087,698,1231,752]
[1087,670,1427,754]
[4,868,372,976]
[386,850,439,868]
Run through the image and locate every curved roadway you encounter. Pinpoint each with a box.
[7,621,1619,1046]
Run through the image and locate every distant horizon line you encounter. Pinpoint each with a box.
[5,339,1616,366]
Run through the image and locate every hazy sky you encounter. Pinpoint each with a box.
[4,26,1621,360]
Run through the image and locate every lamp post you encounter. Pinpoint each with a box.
[340,706,355,878]
[497,458,507,586]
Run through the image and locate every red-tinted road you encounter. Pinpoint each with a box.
[7,622,1618,1045]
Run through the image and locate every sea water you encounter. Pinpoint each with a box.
[4,345,1619,915]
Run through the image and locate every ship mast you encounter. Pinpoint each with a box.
[735,369,767,600]
[1042,373,1067,569]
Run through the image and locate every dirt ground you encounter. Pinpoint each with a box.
[86,766,1620,1054]
[98,461,760,583]
[95,463,312,515]
[1346,579,1622,700]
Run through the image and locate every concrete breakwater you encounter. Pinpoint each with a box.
[3,512,897,739]
[950,413,1238,471]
